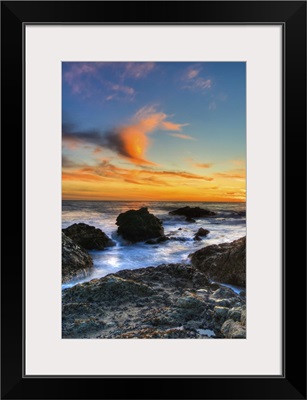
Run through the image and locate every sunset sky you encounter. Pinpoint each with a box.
[62,62,246,201]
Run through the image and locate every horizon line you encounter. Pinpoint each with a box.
[62,199,246,203]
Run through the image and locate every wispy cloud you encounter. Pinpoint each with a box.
[208,93,227,111]
[63,106,188,166]
[63,63,98,94]
[123,62,155,79]
[215,171,245,180]
[208,101,217,111]
[194,163,213,168]
[62,160,213,187]
[169,133,195,140]
[63,62,151,101]
[182,64,212,92]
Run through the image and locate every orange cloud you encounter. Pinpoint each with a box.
[194,163,213,168]
[161,121,188,131]
[151,170,213,181]
[215,172,245,179]
[110,106,188,165]
[62,161,214,188]
[62,171,105,182]
[63,106,189,166]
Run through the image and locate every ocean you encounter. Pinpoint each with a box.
[62,201,246,289]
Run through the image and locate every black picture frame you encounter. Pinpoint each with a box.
[1,1,306,399]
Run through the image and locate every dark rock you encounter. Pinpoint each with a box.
[169,206,216,218]
[116,263,210,289]
[196,228,210,236]
[169,237,188,242]
[210,287,238,300]
[190,237,246,286]
[116,207,164,243]
[227,307,242,322]
[63,275,154,305]
[62,232,93,283]
[186,217,196,223]
[210,283,220,291]
[145,236,169,245]
[193,235,202,241]
[63,223,115,250]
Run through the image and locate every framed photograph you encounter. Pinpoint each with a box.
[1,1,306,399]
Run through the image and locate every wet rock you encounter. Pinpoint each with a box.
[63,223,115,250]
[62,232,93,283]
[169,206,216,218]
[210,283,220,291]
[196,228,210,236]
[63,274,154,305]
[210,287,238,300]
[214,306,229,319]
[186,217,196,223]
[227,307,242,322]
[184,320,202,330]
[116,207,164,243]
[169,237,188,242]
[145,236,169,245]
[116,263,210,289]
[190,237,246,286]
[241,306,246,326]
[177,292,205,310]
[221,319,246,338]
[193,235,202,241]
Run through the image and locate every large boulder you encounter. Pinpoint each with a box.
[62,223,115,250]
[169,206,216,218]
[190,237,246,286]
[116,207,164,242]
[62,232,93,283]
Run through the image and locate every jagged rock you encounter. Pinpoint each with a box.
[227,307,242,322]
[63,275,154,305]
[196,228,210,236]
[190,237,246,286]
[116,207,164,243]
[214,306,229,318]
[221,319,246,338]
[169,206,216,218]
[62,232,93,283]
[145,236,169,245]
[63,223,115,250]
[193,235,202,241]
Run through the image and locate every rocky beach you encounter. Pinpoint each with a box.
[62,205,246,339]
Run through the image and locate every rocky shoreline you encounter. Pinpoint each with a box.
[62,262,246,339]
[62,207,246,339]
